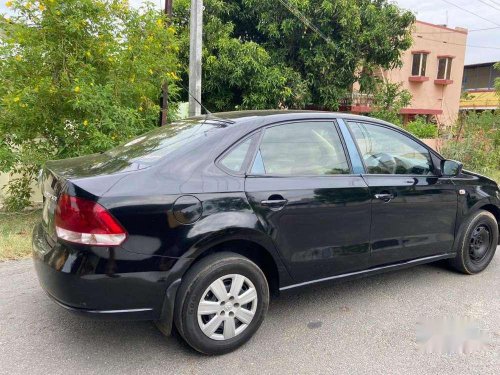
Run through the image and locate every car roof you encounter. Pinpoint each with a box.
[192,110,397,130]
[192,110,443,159]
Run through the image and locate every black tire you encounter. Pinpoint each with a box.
[173,252,269,355]
[449,210,498,274]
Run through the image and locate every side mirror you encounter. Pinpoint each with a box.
[441,159,463,177]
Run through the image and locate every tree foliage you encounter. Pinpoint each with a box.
[173,0,307,111]
[173,0,415,112]
[370,82,411,125]
[0,0,179,210]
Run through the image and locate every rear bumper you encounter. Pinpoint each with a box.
[32,223,181,321]
[43,287,156,320]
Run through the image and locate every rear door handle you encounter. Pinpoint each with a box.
[374,193,394,202]
[260,198,288,210]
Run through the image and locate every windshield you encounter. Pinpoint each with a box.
[107,118,226,165]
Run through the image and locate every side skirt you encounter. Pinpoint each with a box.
[279,253,456,291]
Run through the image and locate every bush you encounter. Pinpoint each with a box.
[0,0,179,210]
[405,116,438,138]
[440,111,499,179]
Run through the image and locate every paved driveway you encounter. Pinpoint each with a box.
[1,251,498,375]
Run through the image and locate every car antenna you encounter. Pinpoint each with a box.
[178,82,213,118]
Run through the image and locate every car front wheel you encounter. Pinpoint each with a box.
[173,252,269,355]
[450,210,498,274]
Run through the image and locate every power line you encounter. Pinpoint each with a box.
[279,0,500,52]
[477,0,500,11]
[277,0,332,44]
[416,35,500,49]
[440,0,500,26]
[470,26,500,31]
[416,26,500,34]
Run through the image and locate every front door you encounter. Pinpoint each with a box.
[244,120,372,283]
[347,121,458,265]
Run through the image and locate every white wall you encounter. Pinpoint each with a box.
[0,172,42,207]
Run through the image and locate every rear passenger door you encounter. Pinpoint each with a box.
[244,120,372,283]
[346,121,458,265]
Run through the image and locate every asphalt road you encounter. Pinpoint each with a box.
[1,251,499,375]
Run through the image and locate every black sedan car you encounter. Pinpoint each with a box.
[33,111,499,355]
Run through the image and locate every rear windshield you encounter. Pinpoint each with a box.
[107,118,226,165]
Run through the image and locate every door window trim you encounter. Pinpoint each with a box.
[345,120,439,177]
[245,119,355,177]
[337,118,364,174]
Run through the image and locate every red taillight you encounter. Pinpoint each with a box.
[55,194,127,246]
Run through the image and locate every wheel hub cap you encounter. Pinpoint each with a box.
[197,274,258,341]
[469,225,491,262]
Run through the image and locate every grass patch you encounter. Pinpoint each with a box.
[0,209,40,261]
[487,170,500,184]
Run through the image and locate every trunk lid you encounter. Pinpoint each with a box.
[39,155,134,241]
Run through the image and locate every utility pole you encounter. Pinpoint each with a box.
[188,0,203,116]
[160,0,173,126]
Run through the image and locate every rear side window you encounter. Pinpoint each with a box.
[219,137,253,173]
[251,121,350,176]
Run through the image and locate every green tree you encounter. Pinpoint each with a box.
[173,0,307,111]
[370,82,411,125]
[173,0,415,111]
[0,0,179,210]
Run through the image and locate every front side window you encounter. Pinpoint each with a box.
[411,53,428,76]
[437,57,453,79]
[348,122,434,175]
[251,122,350,176]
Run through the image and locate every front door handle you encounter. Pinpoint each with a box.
[260,197,288,210]
[374,193,394,202]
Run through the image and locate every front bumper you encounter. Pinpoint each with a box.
[32,223,178,320]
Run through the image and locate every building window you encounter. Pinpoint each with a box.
[437,57,453,80]
[411,53,428,76]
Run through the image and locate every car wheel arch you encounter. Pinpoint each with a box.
[187,237,285,297]
[477,203,500,243]
[455,202,500,250]
[155,233,287,337]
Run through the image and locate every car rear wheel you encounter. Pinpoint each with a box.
[173,252,269,355]
[449,210,498,274]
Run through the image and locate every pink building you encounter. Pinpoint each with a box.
[345,21,468,126]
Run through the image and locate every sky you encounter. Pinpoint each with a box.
[1,0,499,65]
[396,0,500,64]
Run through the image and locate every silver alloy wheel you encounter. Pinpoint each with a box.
[197,274,258,341]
